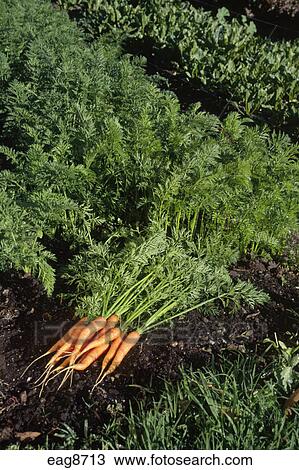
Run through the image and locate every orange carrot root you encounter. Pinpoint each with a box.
[46,343,73,368]
[26,315,122,393]
[94,331,140,390]
[52,344,110,386]
[72,343,110,371]
[69,317,107,365]
[48,328,120,387]
[75,327,121,363]
[95,333,125,385]
[46,317,91,367]
[44,364,72,386]
[94,314,119,341]
[21,316,88,377]
[54,355,71,371]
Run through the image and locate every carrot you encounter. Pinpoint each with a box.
[96,331,140,385]
[81,314,118,344]
[46,316,92,367]
[55,355,72,371]
[79,314,119,356]
[97,314,119,338]
[56,342,111,390]
[21,316,88,377]
[68,316,107,365]
[34,351,72,385]
[49,327,121,388]
[60,316,88,342]
[58,345,106,389]
[91,334,124,393]
[38,320,118,392]
[35,317,90,395]
[99,334,124,376]
[49,316,88,351]
[39,355,73,388]
[52,326,120,391]
[72,343,110,371]
[75,327,121,362]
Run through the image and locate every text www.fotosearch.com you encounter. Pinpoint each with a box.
[114,454,253,466]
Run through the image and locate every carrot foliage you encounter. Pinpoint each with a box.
[0,0,297,323]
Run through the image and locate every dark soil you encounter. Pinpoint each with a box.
[125,38,230,117]
[0,258,298,448]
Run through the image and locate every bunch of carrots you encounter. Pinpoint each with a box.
[24,269,183,393]
[24,313,140,394]
[24,287,229,394]
[23,233,265,393]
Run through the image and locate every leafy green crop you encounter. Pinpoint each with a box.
[58,0,299,136]
[150,112,299,260]
[0,0,297,309]
[64,231,268,324]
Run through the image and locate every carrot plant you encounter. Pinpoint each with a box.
[34,231,267,389]
[150,113,298,261]
[0,0,297,294]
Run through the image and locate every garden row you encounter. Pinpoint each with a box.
[58,0,299,136]
[0,0,297,315]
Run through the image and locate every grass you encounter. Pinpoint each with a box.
[6,353,299,450]
[92,355,299,450]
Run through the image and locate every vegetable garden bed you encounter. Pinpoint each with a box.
[195,1,299,20]
[0,0,298,450]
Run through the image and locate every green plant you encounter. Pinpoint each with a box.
[58,0,299,136]
[99,356,299,450]
[0,0,183,289]
[150,113,298,261]
[0,0,297,304]
[32,230,268,390]
[54,423,78,448]
[264,334,299,391]
[64,231,268,319]
[0,189,56,293]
